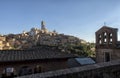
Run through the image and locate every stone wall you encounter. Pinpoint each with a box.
[0,59,68,77]
[96,49,120,63]
[16,59,120,78]
[95,26,120,63]
[96,49,113,62]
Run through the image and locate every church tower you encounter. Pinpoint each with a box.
[95,26,120,63]
[41,21,46,30]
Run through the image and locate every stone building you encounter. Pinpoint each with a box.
[0,46,75,78]
[0,36,11,50]
[16,59,120,78]
[41,21,46,30]
[41,21,49,33]
[95,26,120,63]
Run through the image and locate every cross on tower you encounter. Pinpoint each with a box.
[104,22,106,26]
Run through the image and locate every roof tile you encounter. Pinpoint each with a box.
[0,47,75,62]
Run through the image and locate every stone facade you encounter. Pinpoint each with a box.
[95,26,120,63]
[0,47,75,78]
[0,21,82,50]
[0,36,11,50]
[0,59,68,78]
[16,59,120,78]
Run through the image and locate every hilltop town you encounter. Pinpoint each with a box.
[0,21,88,51]
[0,25,120,78]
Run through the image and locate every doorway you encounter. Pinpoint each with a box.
[104,52,110,62]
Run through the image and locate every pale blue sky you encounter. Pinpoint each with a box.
[0,0,120,42]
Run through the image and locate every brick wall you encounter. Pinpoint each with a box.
[16,59,120,78]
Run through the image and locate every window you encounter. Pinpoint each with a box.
[19,66,32,76]
[5,67,14,73]
[34,65,42,73]
[104,38,107,43]
[104,52,110,62]
[2,67,16,78]
[109,38,112,44]
[99,40,102,44]
[104,32,107,37]
[108,33,113,44]
[99,34,101,39]
[110,33,112,37]
[103,32,107,44]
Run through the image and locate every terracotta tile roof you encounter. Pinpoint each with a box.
[0,47,75,62]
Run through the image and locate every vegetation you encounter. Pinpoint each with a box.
[36,42,95,57]
[59,42,95,57]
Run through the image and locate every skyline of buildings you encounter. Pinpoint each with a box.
[1,0,120,42]
[0,21,85,50]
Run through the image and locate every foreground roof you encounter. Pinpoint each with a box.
[0,46,75,62]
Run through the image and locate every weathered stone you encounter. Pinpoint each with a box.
[16,59,120,78]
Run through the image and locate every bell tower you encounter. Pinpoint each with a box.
[95,26,119,63]
[41,21,46,30]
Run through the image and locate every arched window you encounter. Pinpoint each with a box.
[104,38,107,42]
[110,33,112,37]
[104,32,107,37]
[103,32,107,44]
[109,38,112,44]
[99,34,101,39]
[109,33,113,44]
[99,40,102,44]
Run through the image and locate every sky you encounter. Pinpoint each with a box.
[0,0,120,42]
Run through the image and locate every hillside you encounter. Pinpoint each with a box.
[0,21,95,57]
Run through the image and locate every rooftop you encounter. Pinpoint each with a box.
[0,46,75,62]
[96,26,118,33]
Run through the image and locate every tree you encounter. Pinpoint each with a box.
[64,42,95,57]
